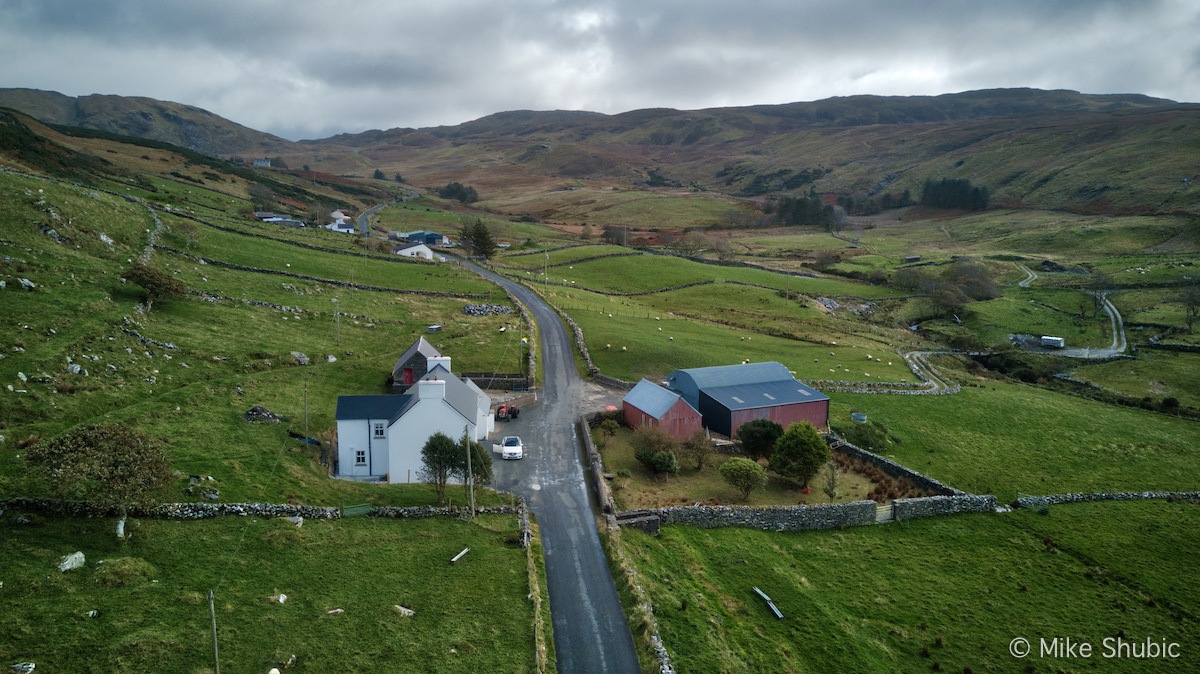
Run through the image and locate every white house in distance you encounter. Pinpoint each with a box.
[393,241,434,260]
[334,348,493,483]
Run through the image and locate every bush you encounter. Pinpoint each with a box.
[632,426,680,475]
[720,457,767,500]
[769,422,828,487]
[735,419,784,461]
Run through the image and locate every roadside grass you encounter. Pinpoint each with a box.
[596,428,875,509]
[617,506,1200,673]
[831,379,1200,502]
[1069,350,1200,409]
[1114,289,1190,328]
[0,513,540,673]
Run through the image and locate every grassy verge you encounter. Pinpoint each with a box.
[0,512,539,673]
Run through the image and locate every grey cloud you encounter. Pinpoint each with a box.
[1,0,1196,140]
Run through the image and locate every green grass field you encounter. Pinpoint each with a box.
[831,379,1200,502]
[616,502,1200,673]
[0,513,541,673]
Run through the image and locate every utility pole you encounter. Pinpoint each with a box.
[332,297,340,346]
[209,589,220,674]
[464,426,475,518]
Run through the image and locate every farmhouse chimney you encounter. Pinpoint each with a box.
[416,378,446,401]
[428,355,452,372]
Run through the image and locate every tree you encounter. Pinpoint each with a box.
[25,424,173,541]
[1086,271,1113,318]
[595,418,619,448]
[1174,285,1200,332]
[712,236,735,261]
[439,181,478,204]
[821,460,840,503]
[373,168,386,180]
[248,182,275,211]
[470,219,497,260]
[667,232,710,256]
[720,457,767,500]
[769,422,829,487]
[735,419,783,462]
[173,219,199,249]
[679,431,714,471]
[419,432,458,504]
[125,263,187,312]
[394,173,405,183]
[631,426,680,476]
[600,225,629,246]
[579,223,593,241]
[456,430,493,512]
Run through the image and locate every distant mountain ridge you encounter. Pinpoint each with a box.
[2,86,1196,215]
[0,88,290,156]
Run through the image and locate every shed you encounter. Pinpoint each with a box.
[622,379,703,441]
[391,336,442,392]
[667,361,828,437]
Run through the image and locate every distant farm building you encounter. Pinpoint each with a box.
[622,379,703,441]
[252,158,271,168]
[393,242,434,260]
[391,230,449,246]
[665,361,829,437]
[1041,335,1065,349]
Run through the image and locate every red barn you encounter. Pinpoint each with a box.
[622,379,703,441]
[665,362,829,438]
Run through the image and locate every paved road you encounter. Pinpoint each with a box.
[466,262,641,674]
[357,203,388,235]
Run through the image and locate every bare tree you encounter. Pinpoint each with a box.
[1175,285,1200,332]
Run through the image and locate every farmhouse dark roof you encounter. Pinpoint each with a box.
[335,394,413,423]
[702,379,828,411]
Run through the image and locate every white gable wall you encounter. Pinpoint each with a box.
[336,418,390,479]
[386,384,475,484]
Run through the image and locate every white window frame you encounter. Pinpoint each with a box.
[373,422,386,438]
[355,449,367,466]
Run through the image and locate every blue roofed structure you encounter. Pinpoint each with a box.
[621,379,703,441]
[666,361,829,437]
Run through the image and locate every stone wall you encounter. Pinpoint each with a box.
[1,498,341,520]
[579,416,617,514]
[827,433,965,496]
[893,494,996,520]
[654,501,877,532]
[1014,491,1200,509]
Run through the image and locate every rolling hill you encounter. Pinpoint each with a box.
[4,86,1198,220]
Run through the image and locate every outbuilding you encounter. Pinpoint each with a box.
[622,379,703,441]
[666,361,829,437]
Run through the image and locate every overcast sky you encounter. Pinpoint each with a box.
[3,0,1197,141]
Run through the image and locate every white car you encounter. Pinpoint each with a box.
[501,435,525,460]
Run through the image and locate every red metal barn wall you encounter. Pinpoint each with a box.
[729,400,829,437]
[623,400,703,442]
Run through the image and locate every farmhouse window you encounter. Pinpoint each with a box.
[373,422,386,438]
[355,449,366,466]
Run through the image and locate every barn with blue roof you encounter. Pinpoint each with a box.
[622,379,703,441]
[666,361,829,437]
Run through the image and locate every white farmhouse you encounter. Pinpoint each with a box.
[393,242,434,260]
[335,351,493,483]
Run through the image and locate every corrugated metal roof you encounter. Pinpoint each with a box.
[623,379,694,419]
[336,394,413,422]
[671,361,794,389]
[702,379,828,411]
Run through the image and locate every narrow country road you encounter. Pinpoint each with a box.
[464,261,641,673]
[1016,263,1037,288]
[1059,292,1128,358]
